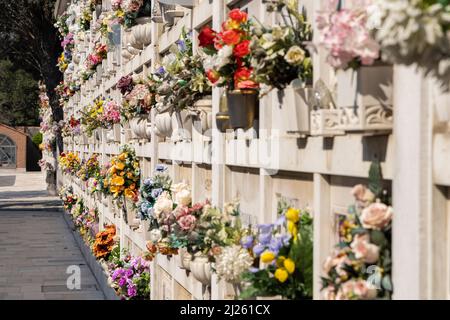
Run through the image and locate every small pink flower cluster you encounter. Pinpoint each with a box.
[86,44,108,70]
[61,33,74,48]
[102,100,121,125]
[316,0,379,69]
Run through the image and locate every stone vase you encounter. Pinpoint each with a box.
[171,110,193,142]
[154,112,173,138]
[190,253,211,285]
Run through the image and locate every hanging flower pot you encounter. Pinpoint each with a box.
[154,112,173,138]
[123,197,139,226]
[129,115,151,140]
[192,98,213,134]
[226,89,259,130]
[171,110,193,142]
[190,253,211,285]
[336,64,393,132]
[113,123,122,142]
[178,248,192,271]
[105,128,115,143]
[273,85,312,134]
[132,17,152,48]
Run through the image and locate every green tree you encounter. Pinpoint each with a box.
[0,0,62,144]
[0,60,39,126]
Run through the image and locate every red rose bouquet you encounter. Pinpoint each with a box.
[198,9,258,90]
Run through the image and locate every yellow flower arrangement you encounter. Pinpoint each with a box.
[59,152,81,175]
[240,200,313,300]
[104,145,140,203]
[80,98,106,137]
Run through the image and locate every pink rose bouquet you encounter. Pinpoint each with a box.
[101,100,121,126]
[316,0,380,69]
[321,163,392,299]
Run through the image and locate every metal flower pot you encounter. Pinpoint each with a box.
[226,90,259,130]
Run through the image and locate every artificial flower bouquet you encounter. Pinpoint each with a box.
[251,0,313,94]
[59,185,78,212]
[55,13,70,38]
[138,164,172,220]
[156,29,211,113]
[86,43,108,72]
[59,151,81,175]
[118,74,159,120]
[239,201,313,300]
[372,0,450,91]
[145,182,192,256]
[201,202,251,291]
[198,9,258,90]
[194,203,243,260]
[55,81,76,105]
[59,32,74,73]
[214,244,254,293]
[80,2,94,31]
[80,97,105,136]
[100,100,122,127]
[66,115,81,137]
[109,252,151,300]
[77,154,100,182]
[97,11,123,38]
[321,182,393,300]
[93,224,117,259]
[316,0,380,70]
[168,201,209,254]
[104,145,140,203]
[71,199,99,243]
[57,51,70,72]
[111,0,151,28]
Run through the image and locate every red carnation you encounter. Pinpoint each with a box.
[228,9,247,23]
[233,40,250,58]
[198,26,216,48]
[206,70,220,84]
[234,67,258,89]
[221,29,241,46]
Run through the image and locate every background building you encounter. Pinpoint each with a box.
[0,123,41,171]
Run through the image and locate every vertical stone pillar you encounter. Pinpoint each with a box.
[392,65,448,299]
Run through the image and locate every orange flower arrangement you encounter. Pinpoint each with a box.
[92,225,116,259]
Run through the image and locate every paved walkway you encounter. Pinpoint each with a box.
[0,171,105,300]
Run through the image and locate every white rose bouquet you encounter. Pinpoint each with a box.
[250,0,313,94]
[371,0,450,91]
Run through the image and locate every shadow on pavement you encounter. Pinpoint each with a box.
[0,190,50,199]
[0,175,16,187]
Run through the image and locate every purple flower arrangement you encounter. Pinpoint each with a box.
[110,255,151,300]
